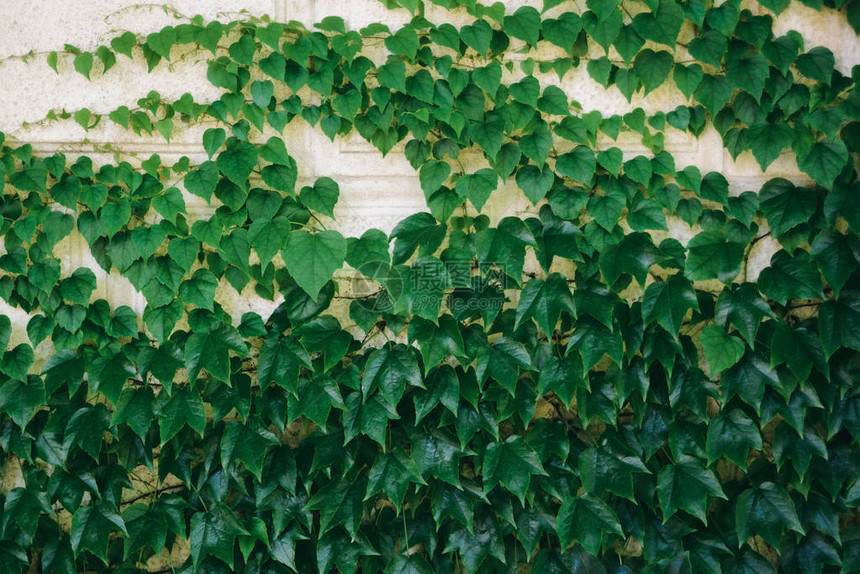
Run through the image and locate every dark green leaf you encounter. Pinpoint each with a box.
[556,494,623,554]
[282,230,347,300]
[818,291,860,359]
[657,454,726,523]
[735,482,804,548]
[483,436,547,503]
[642,275,698,338]
[706,408,762,468]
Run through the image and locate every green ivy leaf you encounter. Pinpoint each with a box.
[818,291,860,359]
[773,424,827,481]
[444,512,506,572]
[770,322,826,382]
[538,85,569,115]
[642,275,698,339]
[538,354,587,405]
[152,187,186,223]
[143,300,183,342]
[258,336,313,393]
[599,232,664,287]
[184,161,219,202]
[362,344,423,408]
[596,147,623,175]
[673,64,704,99]
[455,168,498,211]
[87,352,135,402]
[474,126,511,174]
[98,199,131,238]
[391,212,446,264]
[58,268,97,305]
[110,31,137,58]
[29,259,61,292]
[189,504,249,569]
[706,408,762,468]
[73,52,94,79]
[333,89,361,119]
[475,336,533,395]
[250,216,291,273]
[542,12,583,52]
[720,352,779,413]
[70,503,127,563]
[130,225,166,260]
[111,386,156,439]
[413,365,460,423]
[579,446,649,501]
[184,322,249,383]
[413,431,465,491]
[146,27,176,60]
[51,175,81,210]
[377,56,407,92]
[556,494,623,554]
[763,32,802,74]
[725,43,769,100]
[419,160,451,196]
[514,273,576,336]
[483,436,547,504]
[634,49,673,94]
[694,74,733,116]
[759,178,818,238]
[365,449,426,510]
[178,268,218,311]
[758,250,823,305]
[475,217,536,287]
[504,6,542,46]
[0,315,10,351]
[628,196,668,231]
[811,231,860,297]
[306,476,366,538]
[217,142,258,189]
[516,164,554,204]
[588,188,626,231]
[470,64,500,100]
[699,324,746,374]
[384,555,434,574]
[0,375,44,428]
[797,138,849,188]
[385,26,420,60]
[460,19,493,56]
[202,128,226,159]
[282,230,347,300]
[407,315,465,369]
[684,231,744,283]
[735,482,804,548]
[158,383,207,443]
[714,284,773,346]
[747,122,793,170]
[519,124,554,168]
[220,420,278,480]
[633,0,684,47]
[167,236,200,272]
[688,31,727,68]
[795,46,835,84]
[614,26,645,64]
[657,455,726,523]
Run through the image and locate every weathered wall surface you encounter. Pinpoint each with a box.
[0,0,857,360]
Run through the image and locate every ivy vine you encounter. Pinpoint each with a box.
[0,0,858,572]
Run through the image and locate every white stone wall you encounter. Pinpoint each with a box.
[0,0,857,361]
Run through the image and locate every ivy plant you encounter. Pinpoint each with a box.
[0,0,858,572]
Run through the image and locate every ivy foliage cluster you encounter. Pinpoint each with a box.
[0,0,859,571]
